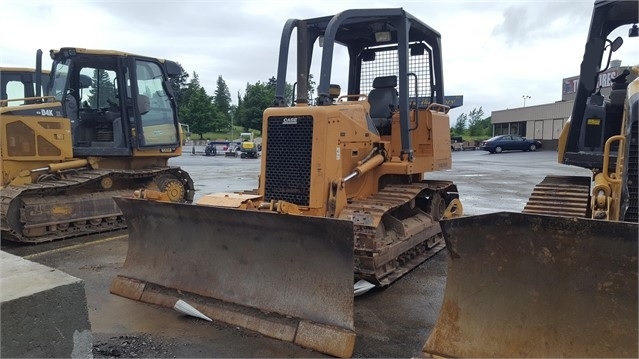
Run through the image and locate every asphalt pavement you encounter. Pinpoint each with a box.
[3,148,591,358]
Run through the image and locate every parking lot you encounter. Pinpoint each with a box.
[180,147,589,215]
[3,149,591,358]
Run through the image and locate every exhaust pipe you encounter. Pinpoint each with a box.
[35,49,42,98]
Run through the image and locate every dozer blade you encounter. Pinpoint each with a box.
[424,212,638,358]
[110,197,356,358]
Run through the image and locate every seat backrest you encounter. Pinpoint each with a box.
[368,76,398,119]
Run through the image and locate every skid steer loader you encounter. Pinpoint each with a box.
[424,1,638,357]
[1,48,194,243]
[111,8,461,357]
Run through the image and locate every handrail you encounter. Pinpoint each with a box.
[602,135,625,184]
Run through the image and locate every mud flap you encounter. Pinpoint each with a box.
[110,197,355,357]
[424,212,638,358]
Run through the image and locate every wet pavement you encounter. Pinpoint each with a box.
[3,148,590,358]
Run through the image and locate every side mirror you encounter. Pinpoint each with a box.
[137,94,150,115]
[410,43,426,56]
[611,36,623,52]
[362,50,375,62]
[79,74,92,89]
[164,60,182,78]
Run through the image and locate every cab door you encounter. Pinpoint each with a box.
[128,58,180,150]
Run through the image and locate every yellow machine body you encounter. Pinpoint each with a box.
[425,1,638,357]
[111,9,462,357]
[0,48,194,243]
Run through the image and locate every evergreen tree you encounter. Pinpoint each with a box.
[168,62,189,110]
[87,69,116,108]
[213,76,231,119]
[179,72,215,139]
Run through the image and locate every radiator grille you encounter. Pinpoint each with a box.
[264,116,313,206]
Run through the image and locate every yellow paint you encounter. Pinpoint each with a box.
[51,206,73,215]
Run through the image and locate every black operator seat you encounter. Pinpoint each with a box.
[368,75,398,135]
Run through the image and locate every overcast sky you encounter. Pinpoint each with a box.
[2,0,638,120]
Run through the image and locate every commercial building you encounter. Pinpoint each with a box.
[490,60,635,150]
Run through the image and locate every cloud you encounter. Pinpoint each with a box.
[492,1,592,46]
[3,0,625,121]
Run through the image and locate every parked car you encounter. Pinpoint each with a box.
[204,142,217,156]
[479,135,542,153]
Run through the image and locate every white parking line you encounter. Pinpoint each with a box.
[23,234,127,260]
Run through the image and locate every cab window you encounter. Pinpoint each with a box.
[135,60,177,146]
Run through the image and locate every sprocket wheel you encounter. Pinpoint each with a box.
[155,175,186,202]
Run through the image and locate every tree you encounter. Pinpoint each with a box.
[179,72,216,139]
[283,75,315,104]
[307,73,316,103]
[466,107,493,137]
[238,80,275,131]
[235,76,296,132]
[168,62,189,110]
[453,113,467,135]
[467,107,486,136]
[87,69,116,108]
[213,75,232,127]
[451,107,492,138]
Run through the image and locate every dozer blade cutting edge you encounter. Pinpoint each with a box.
[423,212,638,358]
[110,197,356,358]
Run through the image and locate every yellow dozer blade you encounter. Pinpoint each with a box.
[424,212,638,358]
[110,197,356,358]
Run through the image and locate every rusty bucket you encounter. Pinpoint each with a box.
[111,197,356,357]
[424,212,638,358]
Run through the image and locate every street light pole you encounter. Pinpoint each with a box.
[522,95,531,107]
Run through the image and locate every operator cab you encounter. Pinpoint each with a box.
[563,0,638,169]
[49,48,181,157]
[273,9,446,160]
[0,67,50,106]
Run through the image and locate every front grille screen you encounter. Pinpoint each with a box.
[264,116,313,206]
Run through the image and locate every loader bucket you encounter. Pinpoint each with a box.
[424,212,638,358]
[110,197,356,358]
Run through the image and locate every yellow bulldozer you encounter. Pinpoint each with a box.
[1,63,49,105]
[111,8,461,357]
[424,0,638,357]
[1,48,194,243]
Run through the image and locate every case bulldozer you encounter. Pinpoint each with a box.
[424,1,638,357]
[111,8,461,357]
[1,48,194,243]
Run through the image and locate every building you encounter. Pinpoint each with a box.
[490,60,636,150]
